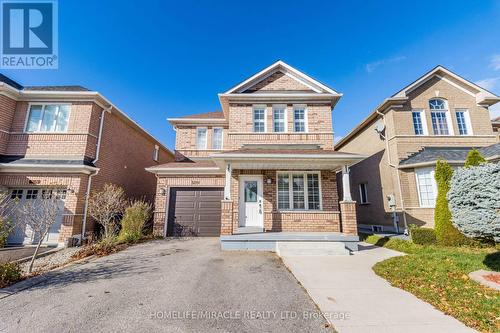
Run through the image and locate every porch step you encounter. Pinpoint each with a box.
[276,241,349,256]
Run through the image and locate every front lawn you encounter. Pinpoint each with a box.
[362,234,500,333]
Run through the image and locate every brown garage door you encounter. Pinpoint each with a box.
[167,187,223,237]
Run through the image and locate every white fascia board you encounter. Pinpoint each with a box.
[145,167,223,175]
[210,153,366,160]
[0,164,99,174]
[222,60,340,95]
[167,118,228,125]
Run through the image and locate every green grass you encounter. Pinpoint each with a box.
[361,234,500,333]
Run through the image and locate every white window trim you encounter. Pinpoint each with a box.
[272,104,287,133]
[276,171,322,211]
[455,108,473,136]
[24,103,72,133]
[415,167,437,208]
[358,183,369,204]
[412,109,428,135]
[252,104,267,133]
[429,99,454,136]
[196,127,208,150]
[293,104,308,133]
[212,127,224,150]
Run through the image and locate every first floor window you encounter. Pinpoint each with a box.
[277,172,321,211]
[253,107,266,132]
[196,127,207,149]
[212,128,223,149]
[359,183,368,204]
[26,104,71,133]
[455,110,470,135]
[273,106,286,132]
[415,168,436,207]
[431,111,449,135]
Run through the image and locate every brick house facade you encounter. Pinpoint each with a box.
[0,75,174,246]
[147,61,364,239]
[335,66,500,232]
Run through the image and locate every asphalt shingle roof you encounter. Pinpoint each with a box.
[178,111,225,119]
[399,143,500,166]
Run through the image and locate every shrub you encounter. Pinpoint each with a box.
[88,184,126,239]
[72,236,125,260]
[448,163,500,243]
[118,200,152,243]
[0,219,13,248]
[0,262,22,288]
[410,226,436,245]
[434,160,469,246]
[464,148,486,168]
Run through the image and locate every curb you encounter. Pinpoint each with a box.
[0,255,96,300]
[12,247,62,264]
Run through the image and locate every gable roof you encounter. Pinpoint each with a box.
[222,60,340,95]
[218,60,342,115]
[392,65,500,105]
[336,65,500,150]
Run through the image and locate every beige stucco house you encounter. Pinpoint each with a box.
[336,66,500,233]
[147,61,364,251]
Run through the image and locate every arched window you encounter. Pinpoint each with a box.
[429,99,450,135]
[428,99,447,110]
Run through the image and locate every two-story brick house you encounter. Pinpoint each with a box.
[147,61,364,250]
[336,66,500,233]
[0,74,174,246]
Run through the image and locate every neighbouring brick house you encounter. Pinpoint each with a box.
[335,66,500,233]
[0,74,174,246]
[146,61,364,247]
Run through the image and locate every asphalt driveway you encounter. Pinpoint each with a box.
[0,246,55,263]
[0,238,331,333]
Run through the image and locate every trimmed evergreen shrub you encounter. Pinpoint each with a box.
[464,148,486,168]
[448,163,500,242]
[434,160,469,246]
[410,226,437,245]
[0,262,22,288]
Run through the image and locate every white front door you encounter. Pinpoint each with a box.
[239,176,263,228]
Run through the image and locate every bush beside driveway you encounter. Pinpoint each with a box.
[0,238,332,333]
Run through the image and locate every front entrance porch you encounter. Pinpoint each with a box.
[211,146,364,253]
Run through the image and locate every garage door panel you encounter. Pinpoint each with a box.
[167,187,223,237]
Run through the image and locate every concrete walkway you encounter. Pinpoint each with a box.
[281,243,476,333]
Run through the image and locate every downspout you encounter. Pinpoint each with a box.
[80,106,110,243]
[375,110,408,234]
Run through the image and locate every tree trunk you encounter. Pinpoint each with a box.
[28,230,49,273]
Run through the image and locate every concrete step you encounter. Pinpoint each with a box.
[276,241,350,256]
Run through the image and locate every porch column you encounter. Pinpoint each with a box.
[341,165,352,201]
[224,163,232,200]
[340,165,358,236]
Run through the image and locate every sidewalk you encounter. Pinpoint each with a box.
[281,243,476,333]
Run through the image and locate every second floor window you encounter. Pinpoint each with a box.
[429,99,450,135]
[212,128,223,150]
[26,104,71,133]
[293,106,306,132]
[412,111,425,135]
[455,110,470,135]
[253,107,266,133]
[196,127,207,149]
[273,105,286,133]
